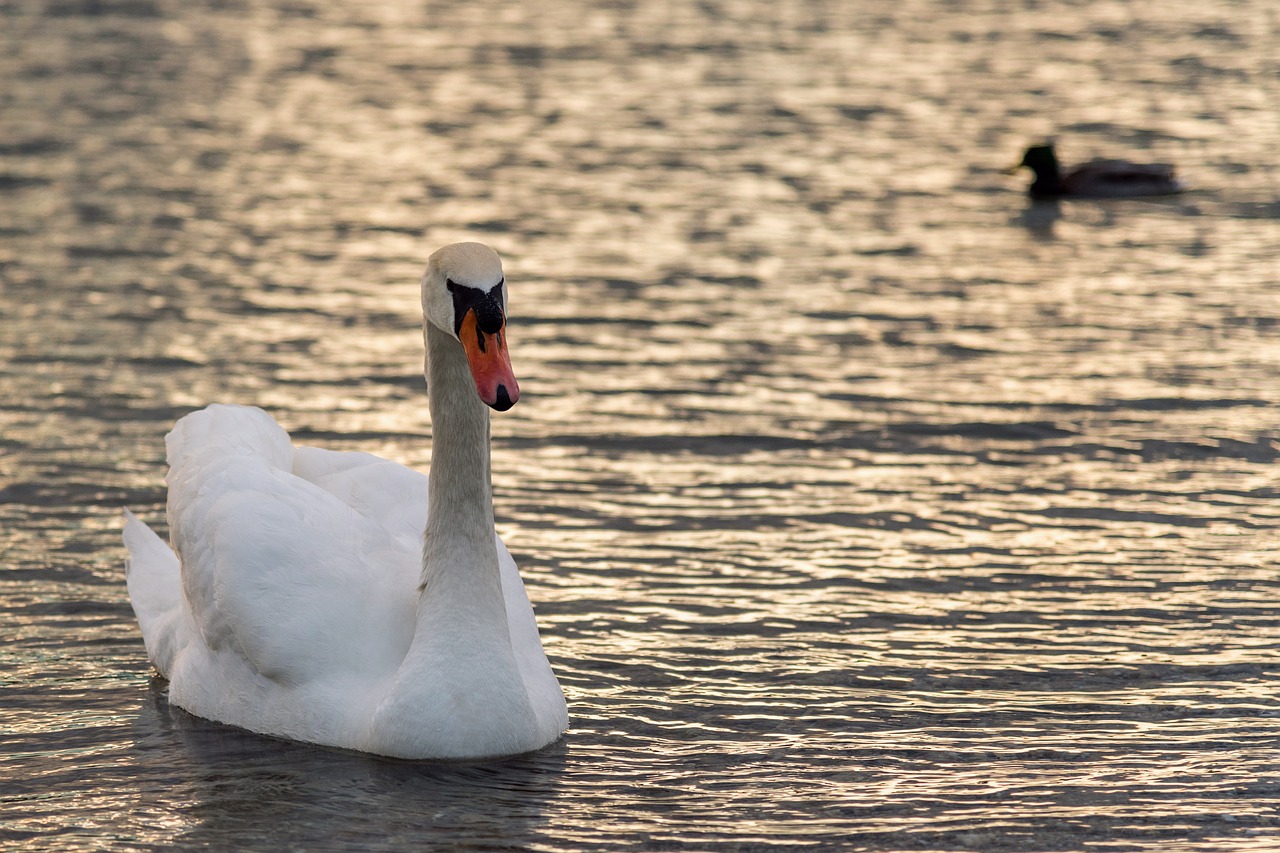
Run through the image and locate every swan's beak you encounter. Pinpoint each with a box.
[460,308,519,411]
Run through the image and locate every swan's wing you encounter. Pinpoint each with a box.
[165,405,417,687]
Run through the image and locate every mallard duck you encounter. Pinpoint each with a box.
[1008,142,1184,199]
[122,243,569,760]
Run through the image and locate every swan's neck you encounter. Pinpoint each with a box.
[425,322,495,551]
[368,321,537,755]
[419,322,506,621]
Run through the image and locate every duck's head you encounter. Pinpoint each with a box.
[421,242,519,411]
[1007,143,1061,179]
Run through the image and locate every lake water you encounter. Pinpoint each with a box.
[3,0,1280,850]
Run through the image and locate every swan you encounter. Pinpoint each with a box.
[122,242,568,760]
[1007,142,1184,199]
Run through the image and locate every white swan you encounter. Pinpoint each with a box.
[122,242,568,760]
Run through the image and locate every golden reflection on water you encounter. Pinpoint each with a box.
[3,0,1280,849]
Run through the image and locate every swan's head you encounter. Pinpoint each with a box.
[421,242,519,411]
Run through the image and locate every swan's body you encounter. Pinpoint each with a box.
[123,243,568,760]
[1009,142,1184,199]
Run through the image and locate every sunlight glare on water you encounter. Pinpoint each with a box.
[2,0,1280,850]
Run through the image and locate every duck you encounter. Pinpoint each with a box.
[1007,142,1184,199]
[122,242,569,760]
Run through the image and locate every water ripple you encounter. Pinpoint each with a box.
[4,0,1280,850]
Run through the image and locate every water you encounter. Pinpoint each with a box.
[3,0,1280,849]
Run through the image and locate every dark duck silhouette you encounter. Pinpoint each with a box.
[1008,142,1184,199]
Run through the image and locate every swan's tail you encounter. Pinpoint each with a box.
[122,509,183,678]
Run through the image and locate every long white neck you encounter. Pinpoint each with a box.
[368,321,537,758]
[419,321,507,623]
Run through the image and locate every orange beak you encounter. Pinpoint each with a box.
[459,309,519,411]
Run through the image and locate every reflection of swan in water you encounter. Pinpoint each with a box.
[131,679,566,848]
[123,243,568,760]
[1007,142,1184,199]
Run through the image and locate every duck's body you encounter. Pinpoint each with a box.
[1010,143,1184,199]
[123,243,568,760]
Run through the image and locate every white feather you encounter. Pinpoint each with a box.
[123,244,568,759]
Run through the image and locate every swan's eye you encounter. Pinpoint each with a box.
[447,280,504,337]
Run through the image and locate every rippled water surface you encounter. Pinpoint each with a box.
[4,0,1280,850]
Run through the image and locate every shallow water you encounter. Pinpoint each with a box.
[3,0,1280,850]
